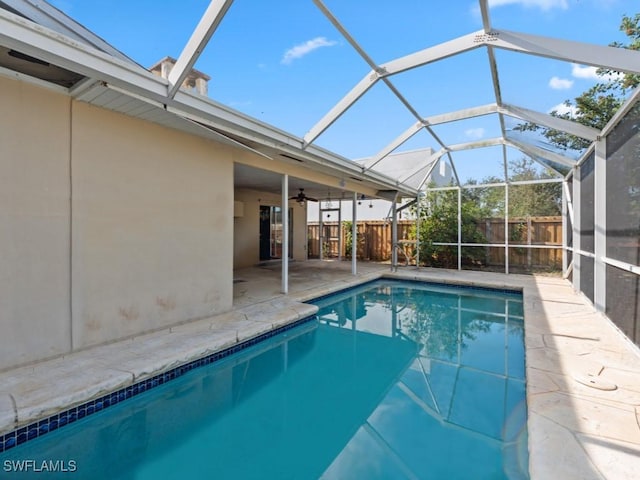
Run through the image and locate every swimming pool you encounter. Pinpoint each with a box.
[1,279,528,479]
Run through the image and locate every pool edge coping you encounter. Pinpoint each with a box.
[0,315,318,453]
[0,273,525,454]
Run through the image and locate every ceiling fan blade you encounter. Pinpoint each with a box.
[307,197,318,202]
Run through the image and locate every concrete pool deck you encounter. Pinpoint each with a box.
[1,261,639,479]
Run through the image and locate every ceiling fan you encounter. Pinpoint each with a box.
[290,188,318,204]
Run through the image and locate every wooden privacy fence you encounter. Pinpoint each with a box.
[307,220,413,261]
[476,216,563,270]
[307,217,562,269]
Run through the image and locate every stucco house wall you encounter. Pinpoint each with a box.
[0,76,72,368]
[0,76,234,369]
[71,101,234,349]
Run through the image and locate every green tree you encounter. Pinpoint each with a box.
[343,220,353,258]
[466,158,562,246]
[414,159,562,269]
[515,13,640,151]
[462,179,504,218]
[505,157,562,217]
[464,158,561,216]
[413,188,488,268]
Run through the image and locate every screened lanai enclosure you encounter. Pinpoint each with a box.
[280,2,640,348]
[1,0,640,348]
[405,92,640,348]
[200,1,633,348]
[3,0,640,477]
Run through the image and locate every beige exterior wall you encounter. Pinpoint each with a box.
[233,189,307,269]
[0,76,72,368]
[71,102,233,348]
[0,76,234,369]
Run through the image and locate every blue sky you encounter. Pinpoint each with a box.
[49,0,633,183]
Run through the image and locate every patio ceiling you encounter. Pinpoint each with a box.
[234,163,345,203]
[1,0,640,196]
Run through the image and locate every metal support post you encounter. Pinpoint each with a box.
[338,198,343,261]
[318,201,323,261]
[352,192,357,275]
[573,167,582,292]
[391,199,398,271]
[281,174,289,294]
[457,188,462,271]
[415,191,421,269]
[594,138,607,311]
[562,180,569,275]
[505,184,509,274]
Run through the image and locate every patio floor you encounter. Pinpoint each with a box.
[1,260,639,479]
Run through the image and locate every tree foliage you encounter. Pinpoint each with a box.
[464,157,562,219]
[414,158,562,268]
[413,188,487,269]
[514,13,640,151]
[506,157,562,217]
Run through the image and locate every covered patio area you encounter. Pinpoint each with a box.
[232,259,388,307]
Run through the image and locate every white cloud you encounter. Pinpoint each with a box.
[281,37,338,65]
[549,76,573,90]
[465,128,485,140]
[571,63,623,82]
[488,0,569,10]
[549,102,578,118]
[571,64,599,80]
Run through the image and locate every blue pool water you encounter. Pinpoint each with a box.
[1,280,528,479]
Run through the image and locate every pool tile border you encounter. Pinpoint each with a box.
[384,274,524,295]
[384,277,523,295]
[307,276,522,305]
[0,315,317,454]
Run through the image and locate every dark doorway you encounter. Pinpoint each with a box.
[259,206,271,261]
[259,205,293,261]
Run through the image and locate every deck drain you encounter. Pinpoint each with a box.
[574,374,617,391]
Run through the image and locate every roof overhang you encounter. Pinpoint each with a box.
[3,0,640,196]
[0,5,418,199]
